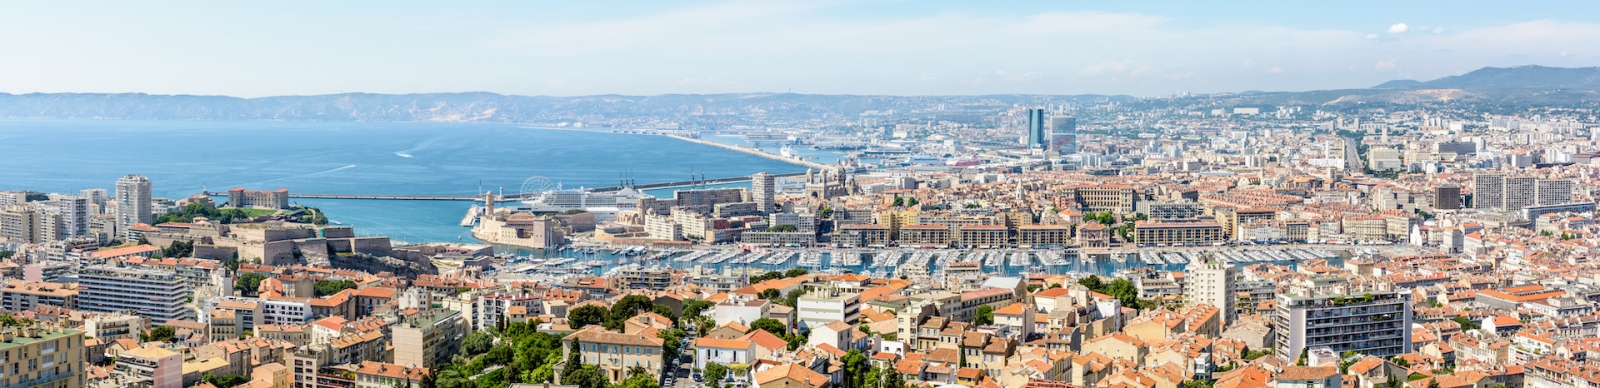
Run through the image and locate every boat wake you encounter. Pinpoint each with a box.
[394,152,413,158]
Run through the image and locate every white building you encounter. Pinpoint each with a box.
[115,174,153,235]
[1185,258,1238,325]
[795,286,861,330]
[79,265,193,324]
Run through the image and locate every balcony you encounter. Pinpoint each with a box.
[13,369,75,388]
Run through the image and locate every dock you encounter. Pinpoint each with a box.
[202,192,476,200]
[200,171,810,202]
[667,135,832,170]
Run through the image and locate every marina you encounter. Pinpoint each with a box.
[484,245,1351,282]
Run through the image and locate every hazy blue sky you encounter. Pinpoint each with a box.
[2,1,1597,97]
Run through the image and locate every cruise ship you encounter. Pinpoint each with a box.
[507,187,652,222]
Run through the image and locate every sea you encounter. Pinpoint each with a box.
[0,119,804,243]
[0,119,1359,277]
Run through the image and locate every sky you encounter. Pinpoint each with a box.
[2,0,1598,97]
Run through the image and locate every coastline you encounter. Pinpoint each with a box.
[518,124,830,170]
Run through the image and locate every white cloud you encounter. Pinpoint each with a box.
[5,2,1600,96]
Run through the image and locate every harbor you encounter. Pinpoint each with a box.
[479,245,1353,283]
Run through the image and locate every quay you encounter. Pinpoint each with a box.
[667,135,833,170]
[202,192,476,201]
[201,171,810,202]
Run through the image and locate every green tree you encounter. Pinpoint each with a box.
[658,328,685,363]
[778,288,807,308]
[1077,275,1103,291]
[141,326,176,342]
[1452,315,1482,331]
[905,197,919,207]
[682,299,716,321]
[842,349,868,388]
[460,331,495,357]
[202,373,252,388]
[0,250,12,259]
[767,224,799,232]
[564,365,609,388]
[234,273,268,296]
[892,195,904,207]
[567,305,608,329]
[611,295,656,319]
[704,362,729,388]
[759,288,781,300]
[783,268,809,278]
[313,280,357,297]
[750,318,787,337]
[974,305,994,325]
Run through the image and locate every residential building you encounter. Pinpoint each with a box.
[1275,291,1412,362]
[796,286,861,330]
[78,265,193,324]
[1184,259,1237,325]
[0,279,78,311]
[392,309,467,369]
[115,174,153,234]
[0,324,86,388]
[562,326,667,384]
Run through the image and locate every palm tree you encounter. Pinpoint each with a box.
[628,365,650,378]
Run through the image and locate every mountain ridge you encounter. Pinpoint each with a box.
[2,65,1598,122]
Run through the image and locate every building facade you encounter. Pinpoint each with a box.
[78,266,193,324]
[1275,291,1413,362]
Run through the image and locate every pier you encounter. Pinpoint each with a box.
[200,171,809,201]
[667,135,833,170]
[202,192,476,200]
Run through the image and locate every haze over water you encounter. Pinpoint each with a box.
[0,119,805,242]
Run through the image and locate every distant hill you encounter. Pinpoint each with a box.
[1373,65,1600,90]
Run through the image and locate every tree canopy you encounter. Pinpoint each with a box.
[314,280,357,297]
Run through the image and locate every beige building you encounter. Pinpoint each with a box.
[120,343,184,388]
[0,324,86,388]
[1017,225,1070,247]
[351,361,430,388]
[838,224,890,247]
[562,326,667,383]
[393,309,467,368]
[1134,221,1224,246]
[958,225,1008,248]
[0,279,78,311]
[473,213,565,248]
[898,224,953,246]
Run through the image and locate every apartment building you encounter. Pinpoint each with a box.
[78,266,193,324]
[1275,291,1413,362]
[392,309,467,368]
[121,346,183,388]
[84,312,146,341]
[563,326,667,384]
[838,224,890,247]
[796,286,861,330]
[1185,259,1237,325]
[1017,225,1070,247]
[0,324,87,388]
[958,225,1008,248]
[0,279,78,311]
[1134,221,1225,246]
[898,225,954,246]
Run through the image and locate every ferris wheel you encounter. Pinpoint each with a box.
[519,176,557,198]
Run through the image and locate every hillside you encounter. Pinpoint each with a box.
[1373,65,1600,90]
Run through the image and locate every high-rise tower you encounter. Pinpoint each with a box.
[115,174,152,234]
[751,172,776,214]
[1026,108,1047,149]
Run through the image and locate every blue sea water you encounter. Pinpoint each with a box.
[0,119,807,243]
